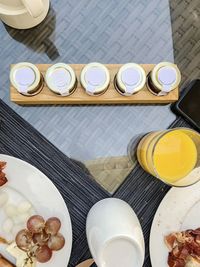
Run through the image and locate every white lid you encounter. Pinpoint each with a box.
[158,66,177,93]
[45,63,76,96]
[81,63,110,95]
[116,63,146,95]
[10,62,40,95]
[151,62,181,95]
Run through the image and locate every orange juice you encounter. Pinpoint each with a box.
[137,129,198,185]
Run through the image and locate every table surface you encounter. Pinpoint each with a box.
[0,0,197,193]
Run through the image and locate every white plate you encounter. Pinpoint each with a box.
[150,181,200,267]
[0,154,72,267]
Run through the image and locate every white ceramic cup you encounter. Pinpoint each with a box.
[0,0,49,29]
[86,198,145,267]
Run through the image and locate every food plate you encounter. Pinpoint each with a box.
[0,154,72,267]
[150,181,200,267]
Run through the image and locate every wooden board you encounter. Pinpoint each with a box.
[76,259,94,267]
[10,64,179,105]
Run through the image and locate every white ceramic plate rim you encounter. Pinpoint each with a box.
[0,154,72,267]
[150,181,200,267]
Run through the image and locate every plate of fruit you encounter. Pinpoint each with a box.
[0,154,72,267]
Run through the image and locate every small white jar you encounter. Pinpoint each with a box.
[45,63,77,96]
[10,62,43,96]
[115,63,146,96]
[80,63,110,96]
[147,62,181,96]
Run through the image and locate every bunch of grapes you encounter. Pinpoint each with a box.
[15,215,65,263]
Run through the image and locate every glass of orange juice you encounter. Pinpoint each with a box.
[137,128,200,186]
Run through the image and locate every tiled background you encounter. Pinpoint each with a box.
[0,0,175,193]
[0,0,199,193]
[170,0,200,85]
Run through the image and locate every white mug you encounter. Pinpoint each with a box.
[0,0,50,29]
[86,198,145,267]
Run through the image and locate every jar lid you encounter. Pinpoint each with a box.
[10,62,41,95]
[45,63,76,96]
[151,62,181,94]
[116,63,146,95]
[81,63,110,95]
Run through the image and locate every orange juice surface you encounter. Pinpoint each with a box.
[153,130,197,183]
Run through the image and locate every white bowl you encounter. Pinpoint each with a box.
[86,198,145,267]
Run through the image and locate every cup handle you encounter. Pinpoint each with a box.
[21,0,44,18]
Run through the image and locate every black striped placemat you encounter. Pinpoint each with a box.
[0,99,192,266]
[0,99,109,266]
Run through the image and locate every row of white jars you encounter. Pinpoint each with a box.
[10,62,181,97]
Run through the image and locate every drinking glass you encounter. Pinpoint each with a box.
[137,128,200,186]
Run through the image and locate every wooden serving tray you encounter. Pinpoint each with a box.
[10,64,179,105]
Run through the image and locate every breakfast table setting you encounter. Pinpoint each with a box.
[0,0,200,267]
